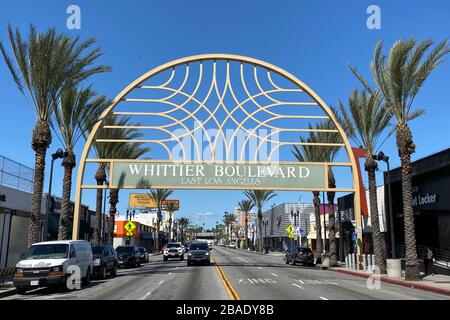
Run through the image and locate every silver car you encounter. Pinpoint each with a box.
[187,241,211,266]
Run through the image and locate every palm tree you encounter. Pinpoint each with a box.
[223,212,237,245]
[293,139,324,261]
[0,25,110,246]
[339,89,392,274]
[238,200,254,249]
[106,143,149,244]
[148,189,173,252]
[244,190,277,252]
[353,39,450,280]
[85,115,145,245]
[53,87,110,240]
[294,120,342,266]
[165,202,180,241]
[177,217,191,242]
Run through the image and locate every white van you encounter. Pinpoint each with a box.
[13,240,93,294]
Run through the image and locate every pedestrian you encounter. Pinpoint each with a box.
[422,246,434,276]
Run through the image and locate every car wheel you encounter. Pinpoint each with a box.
[163,256,168,262]
[100,265,107,280]
[112,264,118,277]
[83,268,91,286]
[180,255,184,261]
[15,287,27,295]
[187,261,192,266]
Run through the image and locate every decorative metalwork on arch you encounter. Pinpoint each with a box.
[72,54,361,242]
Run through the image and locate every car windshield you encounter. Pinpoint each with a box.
[190,243,208,251]
[116,246,133,254]
[91,246,103,255]
[166,243,181,248]
[25,244,68,259]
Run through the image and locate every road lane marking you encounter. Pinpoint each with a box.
[158,280,164,285]
[292,283,304,290]
[320,296,328,300]
[271,273,278,277]
[257,267,262,269]
[139,292,152,300]
[213,257,240,300]
[169,272,172,275]
[238,257,249,263]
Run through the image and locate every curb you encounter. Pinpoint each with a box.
[331,268,450,297]
[0,288,16,299]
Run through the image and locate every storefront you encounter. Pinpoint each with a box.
[386,148,450,255]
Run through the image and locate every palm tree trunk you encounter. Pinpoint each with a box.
[365,157,387,274]
[169,213,173,241]
[57,152,75,240]
[397,124,421,280]
[258,209,263,252]
[155,209,161,252]
[107,189,119,245]
[245,214,249,250]
[28,120,52,247]
[313,191,323,262]
[92,165,106,246]
[327,168,338,266]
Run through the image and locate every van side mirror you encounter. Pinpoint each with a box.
[70,252,76,258]
[209,247,212,251]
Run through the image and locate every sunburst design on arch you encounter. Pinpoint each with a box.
[72,54,361,241]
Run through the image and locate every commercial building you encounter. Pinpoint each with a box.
[386,148,450,259]
[261,203,312,252]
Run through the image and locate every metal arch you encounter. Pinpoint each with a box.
[72,54,361,261]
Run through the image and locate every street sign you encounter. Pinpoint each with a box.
[129,193,180,209]
[285,225,295,239]
[125,221,136,236]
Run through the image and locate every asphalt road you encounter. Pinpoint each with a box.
[3,246,449,300]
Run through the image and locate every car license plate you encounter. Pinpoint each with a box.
[30,280,39,286]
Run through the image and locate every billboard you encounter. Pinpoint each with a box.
[129,193,179,209]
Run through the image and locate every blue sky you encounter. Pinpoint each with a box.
[1,0,449,229]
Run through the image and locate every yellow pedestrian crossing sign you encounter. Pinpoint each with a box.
[286,225,295,239]
[125,221,136,236]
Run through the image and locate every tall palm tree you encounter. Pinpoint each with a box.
[106,143,149,244]
[339,89,392,274]
[238,200,254,249]
[148,189,173,252]
[244,190,277,252]
[223,212,237,245]
[294,120,342,266]
[353,39,449,280]
[165,202,180,241]
[293,139,324,261]
[177,217,191,242]
[0,25,110,246]
[85,115,145,245]
[53,87,110,240]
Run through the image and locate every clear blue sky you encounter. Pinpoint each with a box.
[1,0,449,229]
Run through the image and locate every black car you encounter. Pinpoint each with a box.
[284,246,315,266]
[92,245,118,279]
[138,247,149,263]
[116,245,141,268]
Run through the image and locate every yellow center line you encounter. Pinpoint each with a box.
[213,257,240,300]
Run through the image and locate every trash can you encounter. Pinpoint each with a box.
[386,259,402,278]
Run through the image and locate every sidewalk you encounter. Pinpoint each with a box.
[330,267,450,297]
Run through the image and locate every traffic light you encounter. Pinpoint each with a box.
[0,194,6,202]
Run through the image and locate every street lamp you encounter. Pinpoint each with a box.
[42,148,66,241]
[290,209,299,246]
[262,219,269,252]
[373,151,396,259]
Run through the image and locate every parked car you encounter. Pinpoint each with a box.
[284,246,315,266]
[183,242,190,253]
[91,245,118,279]
[116,245,141,268]
[138,247,149,263]
[187,241,211,266]
[163,242,184,261]
[13,240,93,294]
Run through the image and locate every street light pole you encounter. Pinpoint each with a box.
[374,151,396,259]
[42,149,65,242]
